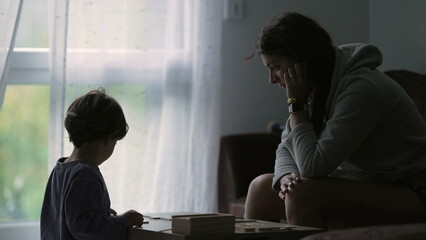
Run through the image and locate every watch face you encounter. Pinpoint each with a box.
[289,102,308,113]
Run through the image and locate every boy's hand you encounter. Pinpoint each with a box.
[110,208,117,216]
[121,210,145,227]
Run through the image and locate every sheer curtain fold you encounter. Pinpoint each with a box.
[0,0,23,110]
[49,0,223,213]
[185,1,223,212]
[48,0,69,168]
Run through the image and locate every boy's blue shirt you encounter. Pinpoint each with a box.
[41,158,126,240]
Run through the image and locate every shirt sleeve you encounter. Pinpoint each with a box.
[284,79,384,178]
[272,118,300,191]
[65,175,127,240]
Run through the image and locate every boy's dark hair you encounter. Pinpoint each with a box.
[64,88,129,148]
[253,12,335,135]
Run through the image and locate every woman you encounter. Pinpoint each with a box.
[244,12,426,230]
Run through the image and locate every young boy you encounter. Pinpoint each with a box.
[41,88,145,240]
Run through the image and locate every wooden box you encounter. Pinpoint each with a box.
[171,213,235,235]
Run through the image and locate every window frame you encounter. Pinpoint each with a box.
[0,49,49,228]
[8,48,49,85]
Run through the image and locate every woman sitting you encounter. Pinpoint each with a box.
[244,12,426,230]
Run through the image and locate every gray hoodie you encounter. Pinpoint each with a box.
[273,43,426,191]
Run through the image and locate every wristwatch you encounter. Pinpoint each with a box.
[288,102,308,113]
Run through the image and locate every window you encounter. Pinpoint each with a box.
[1,0,221,222]
[0,85,49,220]
[1,0,150,221]
[0,0,48,221]
[14,0,48,48]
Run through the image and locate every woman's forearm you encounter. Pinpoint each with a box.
[289,111,310,130]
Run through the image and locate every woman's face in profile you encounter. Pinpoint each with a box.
[261,54,297,89]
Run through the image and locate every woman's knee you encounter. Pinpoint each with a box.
[247,173,274,194]
[246,173,275,207]
[245,173,284,221]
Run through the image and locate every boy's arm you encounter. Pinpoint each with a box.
[65,177,127,240]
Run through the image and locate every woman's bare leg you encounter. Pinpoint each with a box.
[285,178,426,230]
[244,173,285,222]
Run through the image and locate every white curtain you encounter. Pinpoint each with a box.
[0,0,23,109]
[49,0,223,213]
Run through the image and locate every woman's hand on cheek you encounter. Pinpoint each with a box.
[284,62,310,102]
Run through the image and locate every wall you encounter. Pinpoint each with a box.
[220,0,369,136]
[369,0,426,73]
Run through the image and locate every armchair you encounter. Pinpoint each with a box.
[217,132,281,216]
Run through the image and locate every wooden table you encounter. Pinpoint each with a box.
[127,212,323,240]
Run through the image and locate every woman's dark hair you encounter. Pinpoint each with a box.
[254,12,335,135]
[64,88,129,148]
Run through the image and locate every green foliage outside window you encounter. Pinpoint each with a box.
[0,85,49,221]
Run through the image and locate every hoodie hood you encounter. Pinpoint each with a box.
[335,43,383,75]
[325,43,384,116]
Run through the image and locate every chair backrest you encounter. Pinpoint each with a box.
[218,133,281,213]
[385,70,426,122]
